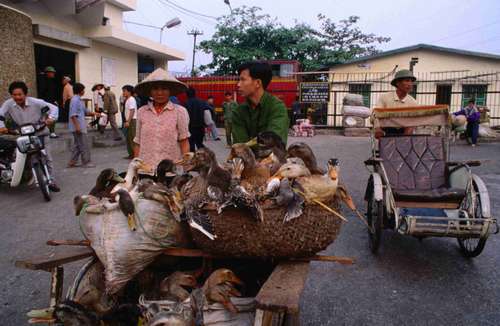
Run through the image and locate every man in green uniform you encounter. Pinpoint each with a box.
[232,61,289,144]
[222,91,237,146]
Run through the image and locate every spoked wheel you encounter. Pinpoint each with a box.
[367,189,383,254]
[34,163,51,202]
[457,182,488,258]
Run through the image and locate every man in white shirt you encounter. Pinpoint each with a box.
[0,81,60,191]
[122,85,137,159]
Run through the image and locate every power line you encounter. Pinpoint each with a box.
[156,0,216,26]
[430,19,500,43]
[163,0,217,20]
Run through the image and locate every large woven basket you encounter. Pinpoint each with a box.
[191,199,343,258]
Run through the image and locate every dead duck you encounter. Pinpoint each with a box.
[115,188,137,231]
[53,300,100,326]
[218,157,264,222]
[255,131,287,163]
[159,271,197,301]
[287,142,325,175]
[202,269,243,313]
[155,159,177,187]
[272,158,340,203]
[89,168,125,199]
[267,178,305,223]
[183,147,231,202]
[112,158,152,193]
[227,143,270,193]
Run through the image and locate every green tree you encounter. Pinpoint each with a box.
[198,6,390,75]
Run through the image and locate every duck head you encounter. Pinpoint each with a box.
[204,268,243,288]
[160,271,198,293]
[96,168,124,188]
[287,142,324,174]
[227,143,257,169]
[327,158,339,180]
[180,148,216,174]
[53,300,99,326]
[156,159,177,181]
[271,162,311,181]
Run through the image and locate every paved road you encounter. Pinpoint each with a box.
[1,133,499,325]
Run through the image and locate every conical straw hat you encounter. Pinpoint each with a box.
[134,68,187,96]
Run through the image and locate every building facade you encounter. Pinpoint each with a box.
[327,44,500,126]
[0,0,184,104]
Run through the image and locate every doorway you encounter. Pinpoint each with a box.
[435,84,452,105]
[34,43,76,122]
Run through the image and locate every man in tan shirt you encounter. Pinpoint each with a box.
[376,69,417,136]
[377,69,417,108]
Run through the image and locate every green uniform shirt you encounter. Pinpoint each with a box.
[222,100,237,122]
[232,92,289,145]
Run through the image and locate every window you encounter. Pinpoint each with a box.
[348,84,371,107]
[436,84,452,105]
[462,84,487,107]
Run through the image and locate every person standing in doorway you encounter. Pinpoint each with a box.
[40,66,59,138]
[68,83,100,168]
[122,85,137,159]
[90,83,105,132]
[222,91,237,146]
[61,76,73,123]
[185,87,207,151]
[102,85,123,141]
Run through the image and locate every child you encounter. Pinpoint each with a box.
[453,98,481,147]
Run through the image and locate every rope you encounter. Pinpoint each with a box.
[292,189,348,222]
[77,202,91,242]
[133,196,177,248]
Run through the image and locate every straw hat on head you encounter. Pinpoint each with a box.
[91,83,104,91]
[134,68,187,97]
[44,66,56,73]
[391,69,416,86]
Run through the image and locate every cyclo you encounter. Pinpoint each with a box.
[364,105,497,257]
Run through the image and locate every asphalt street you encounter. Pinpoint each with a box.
[0,132,499,325]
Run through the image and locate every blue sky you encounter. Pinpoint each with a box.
[124,0,500,74]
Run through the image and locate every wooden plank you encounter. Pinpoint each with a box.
[49,267,64,307]
[292,255,354,265]
[15,246,95,271]
[255,262,310,314]
[396,201,459,209]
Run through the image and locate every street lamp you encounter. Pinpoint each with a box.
[160,17,181,43]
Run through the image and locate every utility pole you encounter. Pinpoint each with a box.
[187,29,203,77]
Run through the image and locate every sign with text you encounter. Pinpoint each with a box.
[300,82,330,103]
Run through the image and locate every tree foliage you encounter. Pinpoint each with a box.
[198,6,390,75]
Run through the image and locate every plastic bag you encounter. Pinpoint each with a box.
[342,105,371,118]
[79,198,192,294]
[342,116,366,128]
[479,123,497,138]
[98,113,108,126]
[342,94,364,106]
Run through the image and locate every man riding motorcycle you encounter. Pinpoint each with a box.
[0,81,60,192]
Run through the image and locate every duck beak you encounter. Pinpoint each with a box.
[245,138,257,147]
[112,174,125,183]
[27,308,55,321]
[328,167,338,180]
[139,162,153,174]
[270,170,284,181]
[227,273,244,286]
[175,152,194,165]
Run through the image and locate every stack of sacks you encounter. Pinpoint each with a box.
[292,119,315,137]
[342,94,371,137]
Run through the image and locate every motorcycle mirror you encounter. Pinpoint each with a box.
[0,116,5,122]
[41,106,50,114]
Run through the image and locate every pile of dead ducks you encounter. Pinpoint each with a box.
[74,130,348,240]
[36,131,351,325]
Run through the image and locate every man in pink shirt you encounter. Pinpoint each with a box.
[133,69,190,168]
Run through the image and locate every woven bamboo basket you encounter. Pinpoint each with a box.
[191,198,343,258]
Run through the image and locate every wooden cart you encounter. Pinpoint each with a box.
[16,244,352,325]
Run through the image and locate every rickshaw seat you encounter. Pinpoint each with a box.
[379,135,465,203]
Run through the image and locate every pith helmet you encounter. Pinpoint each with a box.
[391,69,416,86]
[44,66,56,73]
[134,68,187,96]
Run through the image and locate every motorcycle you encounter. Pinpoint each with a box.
[0,108,53,201]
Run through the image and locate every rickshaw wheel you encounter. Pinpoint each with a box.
[367,190,383,254]
[457,183,488,258]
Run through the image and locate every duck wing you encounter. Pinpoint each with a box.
[219,185,264,222]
